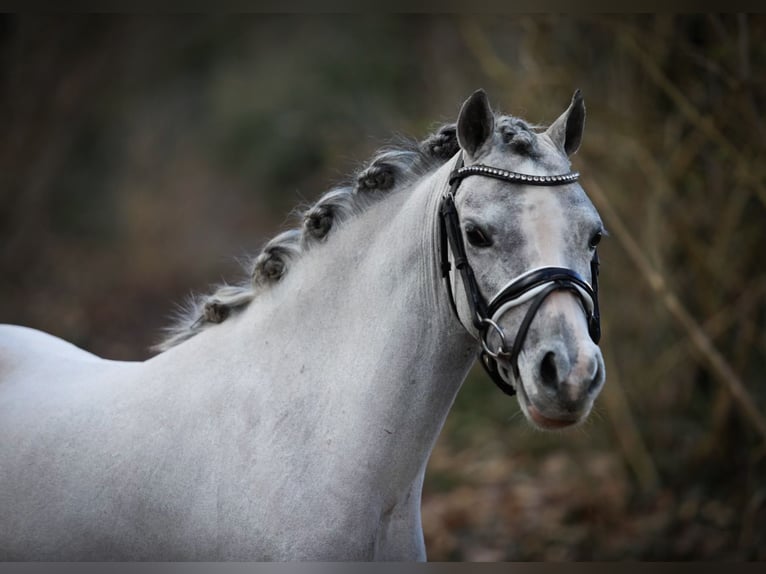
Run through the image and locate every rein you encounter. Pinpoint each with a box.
[438,154,601,397]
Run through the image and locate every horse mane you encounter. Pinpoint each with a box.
[155,114,539,352]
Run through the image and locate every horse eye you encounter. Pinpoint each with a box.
[465,224,492,247]
[589,231,603,249]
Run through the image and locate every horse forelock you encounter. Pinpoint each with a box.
[154,113,541,352]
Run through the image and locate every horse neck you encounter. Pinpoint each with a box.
[159,158,477,493]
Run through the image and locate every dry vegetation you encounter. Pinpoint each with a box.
[1,14,764,560]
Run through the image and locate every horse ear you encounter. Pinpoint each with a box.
[545,89,586,156]
[457,89,495,158]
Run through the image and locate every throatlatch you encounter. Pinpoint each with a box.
[438,154,601,397]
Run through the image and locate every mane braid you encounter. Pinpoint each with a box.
[153,115,526,352]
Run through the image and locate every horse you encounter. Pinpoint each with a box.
[0,89,606,561]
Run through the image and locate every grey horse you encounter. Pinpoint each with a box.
[0,89,605,560]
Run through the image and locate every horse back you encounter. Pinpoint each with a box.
[0,323,103,373]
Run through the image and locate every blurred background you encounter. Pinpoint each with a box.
[1,14,764,560]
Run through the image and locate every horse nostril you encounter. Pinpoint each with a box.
[539,351,559,390]
[588,360,604,396]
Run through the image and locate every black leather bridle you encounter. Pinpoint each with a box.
[438,154,601,397]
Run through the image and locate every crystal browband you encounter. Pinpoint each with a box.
[449,164,579,187]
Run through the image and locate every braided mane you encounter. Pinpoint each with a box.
[155,114,539,351]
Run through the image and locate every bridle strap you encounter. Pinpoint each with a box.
[440,190,487,331]
[506,281,589,379]
[438,153,601,397]
[449,164,580,187]
[487,266,594,317]
[589,249,601,343]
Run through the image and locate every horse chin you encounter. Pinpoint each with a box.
[525,403,582,430]
[507,369,588,431]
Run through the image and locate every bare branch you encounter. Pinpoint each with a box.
[584,173,766,445]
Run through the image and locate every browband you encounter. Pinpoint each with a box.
[449,165,580,187]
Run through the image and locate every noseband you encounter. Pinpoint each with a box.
[438,155,601,397]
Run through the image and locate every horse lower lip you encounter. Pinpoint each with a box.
[527,404,578,429]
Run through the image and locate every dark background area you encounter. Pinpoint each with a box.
[1,14,765,560]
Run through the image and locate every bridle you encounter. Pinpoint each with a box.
[438,154,601,397]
